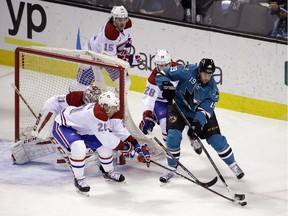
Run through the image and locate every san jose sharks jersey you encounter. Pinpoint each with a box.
[155,64,219,126]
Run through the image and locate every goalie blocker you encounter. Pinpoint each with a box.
[31,109,56,140]
[10,109,57,164]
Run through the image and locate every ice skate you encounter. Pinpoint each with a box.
[229,162,245,179]
[103,168,125,182]
[159,171,174,183]
[189,137,202,155]
[74,178,90,196]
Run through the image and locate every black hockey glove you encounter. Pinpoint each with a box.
[162,81,175,104]
[187,121,202,138]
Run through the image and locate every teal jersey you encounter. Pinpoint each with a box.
[155,64,219,126]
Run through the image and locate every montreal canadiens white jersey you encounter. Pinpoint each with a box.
[42,91,85,115]
[55,103,130,150]
[83,19,132,57]
[142,62,180,112]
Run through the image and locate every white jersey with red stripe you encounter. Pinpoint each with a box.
[83,19,132,57]
[43,91,85,115]
[55,103,125,150]
[142,62,180,112]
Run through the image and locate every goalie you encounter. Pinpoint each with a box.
[11,84,102,165]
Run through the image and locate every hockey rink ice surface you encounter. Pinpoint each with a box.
[0,65,287,216]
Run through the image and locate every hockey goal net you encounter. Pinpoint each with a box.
[14,46,163,157]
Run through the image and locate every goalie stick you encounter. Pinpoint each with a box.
[171,99,247,204]
[11,83,38,119]
[150,159,247,206]
[154,137,217,188]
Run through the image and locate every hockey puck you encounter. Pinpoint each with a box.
[239,201,247,206]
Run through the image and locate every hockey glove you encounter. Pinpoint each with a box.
[139,110,156,135]
[134,143,150,167]
[118,53,143,66]
[162,81,175,104]
[120,141,135,159]
[129,54,143,66]
[187,121,202,138]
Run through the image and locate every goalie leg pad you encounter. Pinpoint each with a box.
[11,141,29,164]
[11,136,55,164]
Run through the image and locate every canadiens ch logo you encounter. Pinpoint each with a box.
[169,115,177,123]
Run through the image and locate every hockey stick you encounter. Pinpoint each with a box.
[150,159,247,206]
[172,99,246,203]
[11,83,38,119]
[156,70,245,203]
[153,137,217,188]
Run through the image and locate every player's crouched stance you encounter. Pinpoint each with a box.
[51,91,150,195]
[10,84,102,165]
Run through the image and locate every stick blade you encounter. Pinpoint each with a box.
[200,176,218,188]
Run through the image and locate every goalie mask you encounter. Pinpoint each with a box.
[155,49,172,71]
[83,84,102,104]
[98,91,119,115]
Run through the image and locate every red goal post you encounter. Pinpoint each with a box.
[14,46,126,141]
[14,46,163,157]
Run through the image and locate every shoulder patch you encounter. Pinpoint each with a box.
[66,91,85,107]
[93,103,108,121]
[110,110,122,119]
[125,19,132,29]
[148,68,158,85]
[105,22,120,41]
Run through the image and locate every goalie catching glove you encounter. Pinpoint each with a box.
[139,110,156,135]
[31,109,56,140]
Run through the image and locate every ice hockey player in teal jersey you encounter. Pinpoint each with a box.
[155,58,244,183]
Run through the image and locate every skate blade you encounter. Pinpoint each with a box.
[76,189,90,197]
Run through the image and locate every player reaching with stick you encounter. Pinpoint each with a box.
[155,58,245,183]
[51,91,150,195]
[139,49,202,155]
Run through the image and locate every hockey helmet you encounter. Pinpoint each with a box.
[111,6,128,20]
[83,84,102,104]
[155,49,172,66]
[198,58,216,74]
[98,91,119,109]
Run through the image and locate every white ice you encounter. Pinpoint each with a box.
[0,65,287,216]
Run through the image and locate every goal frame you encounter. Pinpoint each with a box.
[14,46,126,141]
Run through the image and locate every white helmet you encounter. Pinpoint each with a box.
[83,84,102,104]
[111,6,128,19]
[98,91,119,109]
[155,49,172,66]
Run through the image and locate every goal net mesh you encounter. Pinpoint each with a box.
[14,46,163,158]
